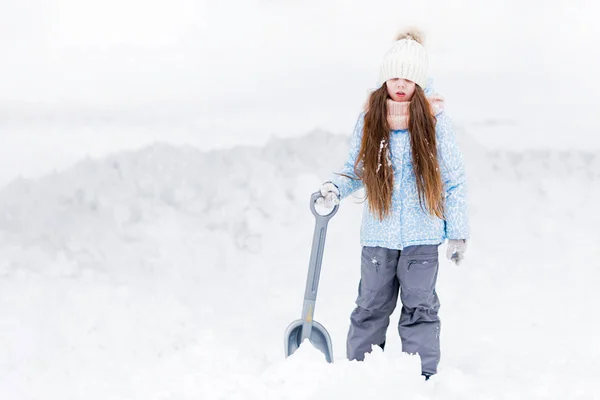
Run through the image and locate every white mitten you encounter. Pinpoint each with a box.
[316,182,340,209]
[446,239,467,265]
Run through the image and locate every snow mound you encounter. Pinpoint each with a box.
[0,133,347,275]
[1,127,599,399]
[1,127,597,277]
[487,149,600,180]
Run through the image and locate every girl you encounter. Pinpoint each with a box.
[316,30,470,380]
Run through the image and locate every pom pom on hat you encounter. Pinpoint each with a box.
[377,28,429,88]
[395,28,425,44]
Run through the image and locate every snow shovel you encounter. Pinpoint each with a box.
[284,191,339,363]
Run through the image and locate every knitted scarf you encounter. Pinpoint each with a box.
[386,95,445,130]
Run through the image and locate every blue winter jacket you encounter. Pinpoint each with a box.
[328,90,470,250]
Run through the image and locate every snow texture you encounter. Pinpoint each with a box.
[1,127,599,399]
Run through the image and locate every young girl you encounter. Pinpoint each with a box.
[316,30,469,380]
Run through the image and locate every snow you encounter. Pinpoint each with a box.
[2,1,600,397]
[1,125,599,399]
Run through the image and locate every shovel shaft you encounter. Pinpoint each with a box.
[303,220,327,301]
[300,299,316,340]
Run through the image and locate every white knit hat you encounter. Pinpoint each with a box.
[377,32,429,88]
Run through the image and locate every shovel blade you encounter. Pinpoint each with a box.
[284,319,333,363]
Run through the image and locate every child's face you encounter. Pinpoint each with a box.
[385,78,416,102]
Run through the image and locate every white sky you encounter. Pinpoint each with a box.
[0,0,599,184]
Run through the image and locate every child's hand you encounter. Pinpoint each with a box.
[316,182,340,209]
[446,239,467,265]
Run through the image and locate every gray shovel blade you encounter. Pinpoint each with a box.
[284,319,333,363]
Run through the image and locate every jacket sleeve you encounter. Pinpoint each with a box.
[327,112,365,200]
[436,111,470,240]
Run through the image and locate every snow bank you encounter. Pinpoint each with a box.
[1,128,599,399]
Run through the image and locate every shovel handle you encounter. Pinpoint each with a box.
[310,191,339,220]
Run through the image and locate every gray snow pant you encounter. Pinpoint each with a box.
[346,244,441,375]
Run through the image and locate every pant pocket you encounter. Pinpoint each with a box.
[400,255,439,294]
[356,247,398,310]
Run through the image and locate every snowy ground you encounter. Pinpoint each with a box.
[1,127,599,399]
